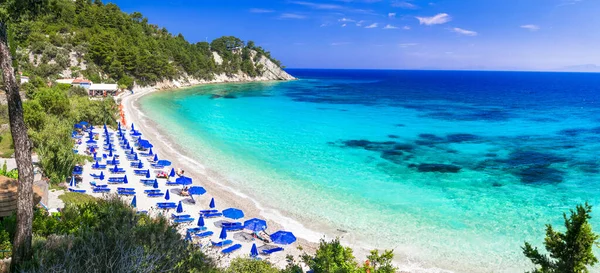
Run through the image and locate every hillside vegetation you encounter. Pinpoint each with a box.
[12,0,284,88]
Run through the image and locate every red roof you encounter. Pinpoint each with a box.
[72,78,92,84]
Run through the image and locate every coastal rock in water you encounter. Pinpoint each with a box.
[410,163,461,173]
[517,166,564,184]
[223,94,237,99]
[210,94,222,99]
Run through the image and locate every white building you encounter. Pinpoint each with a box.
[89,84,119,97]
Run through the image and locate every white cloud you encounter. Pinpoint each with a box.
[356,20,365,26]
[280,13,307,19]
[383,24,398,29]
[388,12,396,18]
[403,25,411,30]
[520,24,540,31]
[557,0,583,6]
[338,17,355,22]
[320,23,328,27]
[249,8,274,13]
[416,13,451,25]
[292,1,343,9]
[451,27,477,36]
[342,23,347,27]
[399,43,418,47]
[365,23,378,28]
[331,42,351,46]
[392,1,418,9]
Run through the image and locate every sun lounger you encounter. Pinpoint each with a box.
[134,170,149,176]
[223,222,243,231]
[92,165,107,170]
[261,247,284,255]
[106,161,121,166]
[203,213,222,218]
[140,179,155,185]
[108,177,125,183]
[118,187,135,191]
[68,188,86,193]
[172,214,191,219]
[150,163,166,169]
[136,210,148,214]
[221,244,242,254]
[144,189,161,194]
[211,240,233,247]
[90,173,103,179]
[157,202,177,209]
[165,181,179,186]
[147,193,163,197]
[140,152,153,157]
[194,231,213,238]
[186,227,208,234]
[94,184,108,188]
[173,217,194,224]
[200,209,219,214]
[93,188,110,193]
[109,169,125,174]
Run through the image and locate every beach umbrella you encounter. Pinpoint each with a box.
[124,175,128,184]
[157,160,171,167]
[219,227,227,240]
[197,215,205,227]
[99,171,105,181]
[134,153,138,161]
[108,149,113,157]
[131,123,135,131]
[153,179,159,189]
[131,130,142,136]
[185,232,192,242]
[137,161,143,169]
[222,208,244,220]
[250,243,258,257]
[80,121,89,126]
[74,123,83,129]
[164,190,170,200]
[86,139,96,144]
[145,170,151,178]
[271,231,297,245]
[131,195,137,208]
[176,201,183,213]
[153,154,158,162]
[188,186,206,195]
[94,161,100,169]
[69,176,75,187]
[148,148,153,155]
[209,198,215,208]
[118,122,121,130]
[244,218,267,233]
[103,124,107,131]
[112,165,119,173]
[176,176,192,186]
[169,168,176,178]
[130,147,134,154]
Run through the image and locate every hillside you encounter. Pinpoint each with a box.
[12,0,293,89]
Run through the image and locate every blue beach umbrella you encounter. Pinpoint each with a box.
[137,161,143,169]
[134,153,138,161]
[112,165,119,173]
[148,148,153,155]
[153,154,158,162]
[197,215,205,227]
[271,231,297,245]
[250,243,258,257]
[176,201,183,213]
[222,208,244,220]
[185,232,192,242]
[145,170,151,178]
[130,147,134,154]
[219,227,227,239]
[80,121,89,126]
[188,186,206,195]
[209,198,215,209]
[94,161,100,169]
[69,176,75,187]
[86,139,96,144]
[165,190,170,200]
[131,195,137,208]
[157,160,171,167]
[176,176,192,186]
[244,218,267,233]
[103,124,107,130]
[118,122,121,130]
[108,149,113,157]
[169,168,176,178]
[124,175,128,184]
[74,123,83,129]
[99,171,105,181]
[153,179,159,189]
[131,123,135,131]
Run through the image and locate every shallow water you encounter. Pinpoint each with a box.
[139,70,600,272]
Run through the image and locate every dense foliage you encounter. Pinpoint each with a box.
[12,0,282,87]
[23,82,117,183]
[523,203,599,273]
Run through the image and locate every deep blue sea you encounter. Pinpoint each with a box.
[140,70,600,272]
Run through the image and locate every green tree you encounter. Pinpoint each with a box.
[303,238,360,273]
[363,250,396,273]
[523,203,599,273]
[225,257,279,273]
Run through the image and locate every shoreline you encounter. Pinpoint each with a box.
[121,83,322,268]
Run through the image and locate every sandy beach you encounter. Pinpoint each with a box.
[114,87,321,268]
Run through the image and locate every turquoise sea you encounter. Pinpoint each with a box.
[139,70,600,272]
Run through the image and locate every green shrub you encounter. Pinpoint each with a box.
[303,238,360,273]
[225,257,279,273]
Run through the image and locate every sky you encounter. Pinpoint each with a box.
[108,0,600,71]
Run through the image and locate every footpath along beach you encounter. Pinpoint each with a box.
[94,88,323,267]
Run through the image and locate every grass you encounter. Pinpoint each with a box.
[58,192,97,206]
[0,131,13,158]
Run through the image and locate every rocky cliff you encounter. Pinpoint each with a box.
[132,51,295,92]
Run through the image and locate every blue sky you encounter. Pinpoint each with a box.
[109,0,599,70]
